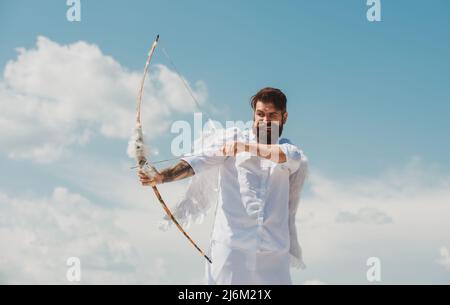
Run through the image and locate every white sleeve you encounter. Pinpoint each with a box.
[182,149,226,176]
[279,139,302,173]
[288,152,308,269]
[181,128,233,175]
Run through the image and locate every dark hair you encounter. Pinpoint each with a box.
[250,87,287,113]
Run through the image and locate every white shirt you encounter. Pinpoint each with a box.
[181,128,307,284]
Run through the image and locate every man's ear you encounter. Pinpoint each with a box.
[282,112,288,124]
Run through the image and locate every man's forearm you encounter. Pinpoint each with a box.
[159,160,195,183]
[245,143,286,163]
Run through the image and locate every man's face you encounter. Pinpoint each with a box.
[252,101,287,144]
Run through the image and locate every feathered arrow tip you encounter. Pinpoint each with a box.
[127,123,158,177]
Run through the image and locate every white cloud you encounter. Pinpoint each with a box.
[0,36,207,163]
[293,158,450,284]
[437,247,450,270]
[0,187,172,284]
[0,151,213,284]
[336,207,393,225]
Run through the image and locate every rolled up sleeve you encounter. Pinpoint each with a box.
[182,151,225,175]
[181,134,228,175]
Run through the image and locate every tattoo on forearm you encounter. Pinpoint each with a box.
[160,160,195,183]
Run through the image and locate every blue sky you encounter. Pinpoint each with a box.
[1,0,449,178]
[0,0,449,284]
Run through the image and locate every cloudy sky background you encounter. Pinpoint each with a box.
[0,0,449,284]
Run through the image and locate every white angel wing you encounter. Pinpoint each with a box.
[158,126,226,230]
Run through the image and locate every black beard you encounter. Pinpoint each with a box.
[254,122,283,144]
